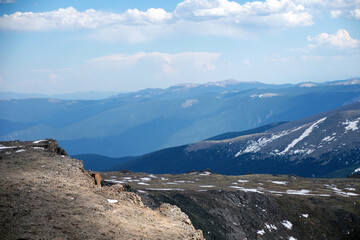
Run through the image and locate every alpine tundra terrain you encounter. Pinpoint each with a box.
[101,170,360,240]
[1,78,360,158]
[0,140,204,240]
[1,140,359,240]
[112,102,360,178]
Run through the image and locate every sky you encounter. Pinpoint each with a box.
[0,0,359,94]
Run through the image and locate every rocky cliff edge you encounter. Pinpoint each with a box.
[0,139,204,240]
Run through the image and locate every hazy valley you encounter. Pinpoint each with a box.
[1,78,360,160]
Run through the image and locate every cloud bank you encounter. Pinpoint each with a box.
[0,0,316,42]
[308,29,359,49]
[2,0,358,43]
[0,0,316,31]
[86,52,221,73]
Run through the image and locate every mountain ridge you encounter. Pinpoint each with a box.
[111,102,360,178]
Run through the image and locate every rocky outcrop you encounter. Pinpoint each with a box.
[90,172,103,187]
[0,138,68,156]
[159,203,192,225]
[0,140,204,240]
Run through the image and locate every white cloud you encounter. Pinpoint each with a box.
[330,8,360,20]
[307,29,359,49]
[330,10,343,18]
[296,0,360,9]
[175,0,313,27]
[0,0,315,42]
[349,8,360,19]
[1,0,359,42]
[123,8,172,24]
[86,52,221,73]
[296,0,360,20]
[0,6,174,31]
[294,1,360,20]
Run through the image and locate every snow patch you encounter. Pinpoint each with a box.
[321,135,335,143]
[237,180,250,183]
[342,118,360,132]
[331,79,360,85]
[251,93,279,98]
[265,223,277,231]
[107,199,118,204]
[235,131,290,156]
[33,139,47,144]
[145,188,184,191]
[257,229,265,235]
[104,179,125,184]
[199,185,215,188]
[325,184,359,197]
[140,177,151,182]
[281,220,293,230]
[0,145,18,150]
[199,171,211,175]
[301,214,309,218]
[138,182,150,186]
[292,149,314,155]
[181,99,198,108]
[166,182,179,185]
[269,181,288,185]
[270,189,330,197]
[174,180,194,183]
[286,189,311,195]
[33,147,45,150]
[280,117,326,155]
[48,99,61,103]
[173,83,200,89]
[299,83,316,87]
[204,79,240,87]
[289,237,297,240]
[230,186,264,193]
[15,149,26,153]
[137,190,147,194]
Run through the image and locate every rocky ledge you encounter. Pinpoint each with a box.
[0,139,204,240]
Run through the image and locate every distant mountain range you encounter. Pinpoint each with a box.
[0,91,117,100]
[111,102,360,178]
[1,78,360,158]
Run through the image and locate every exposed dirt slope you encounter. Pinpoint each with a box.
[0,139,204,240]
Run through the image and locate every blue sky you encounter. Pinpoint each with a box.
[0,0,359,94]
